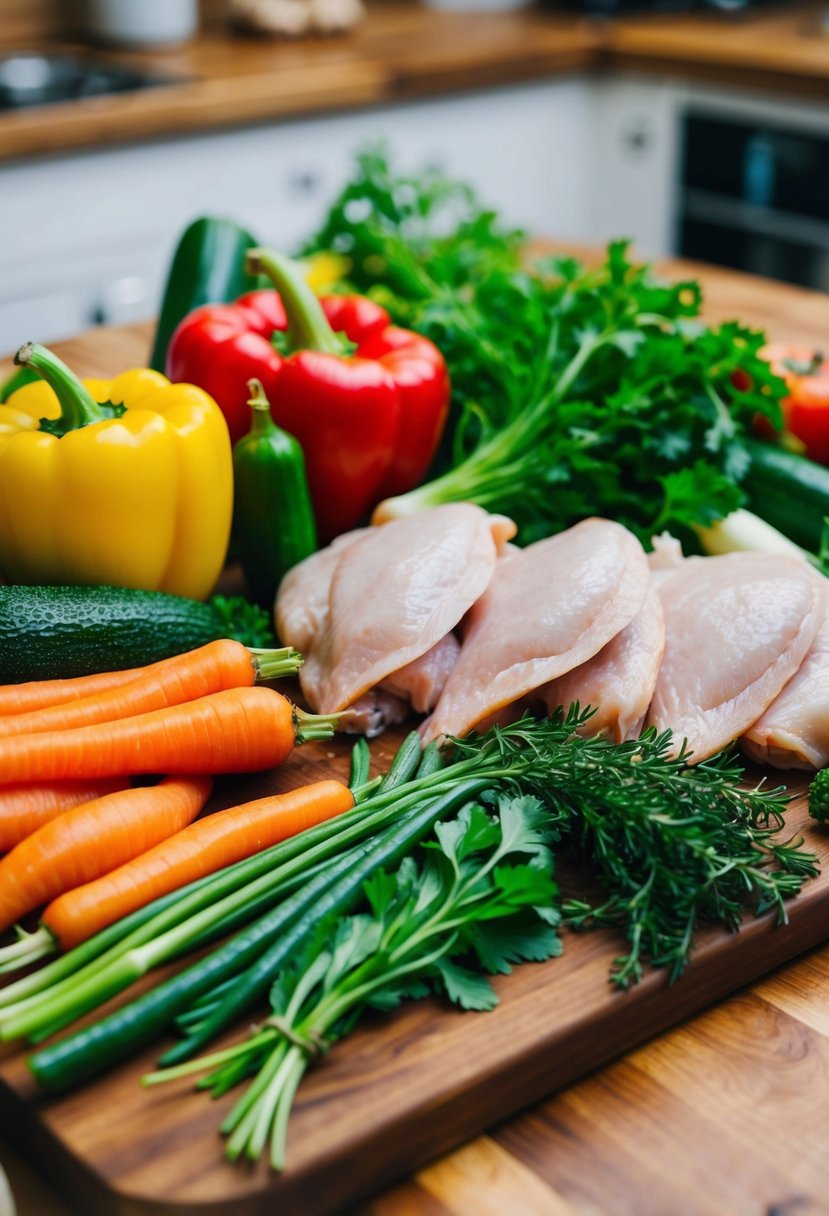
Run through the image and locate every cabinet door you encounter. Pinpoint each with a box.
[0,78,593,345]
[587,76,680,257]
[308,79,594,241]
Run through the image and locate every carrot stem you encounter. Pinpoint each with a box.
[248,648,303,681]
[292,707,339,743]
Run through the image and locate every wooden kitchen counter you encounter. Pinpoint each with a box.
[2,253,829,1215]
[602,2,829,101]
[1,2,828,165]
[0,4,599,164]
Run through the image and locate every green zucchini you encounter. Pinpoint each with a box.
[743,438,829,552]
[149,216,259,374]
[0,585,274,683]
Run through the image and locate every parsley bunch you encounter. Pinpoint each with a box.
[144,793,563,1168]
[305,151,787,548]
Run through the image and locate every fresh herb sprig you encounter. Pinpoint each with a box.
[554,733,817,986]
[141,719,816,1170]
[143,794,563,1169]
[447,718,816,988]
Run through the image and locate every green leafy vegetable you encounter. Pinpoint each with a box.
[808,768,829,824]
[305,150,789,549]
[12,713,814,1130]
[143,793,562,1168]
[140,717,816,1169]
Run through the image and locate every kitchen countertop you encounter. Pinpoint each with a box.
[2,250,829,1215]
[0,2,828,165]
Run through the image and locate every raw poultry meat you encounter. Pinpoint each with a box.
[742,588,829,770]
[647,552,825,763]
[421,518,651,743]
[379,633,461,713]
[533,583,665,742]
[275,529,368,653]
[278,504,516,723]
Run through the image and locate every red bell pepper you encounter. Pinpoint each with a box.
[166,249,450,541]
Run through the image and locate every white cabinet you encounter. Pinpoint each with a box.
[586,74,680,258]
[0,77,594,349]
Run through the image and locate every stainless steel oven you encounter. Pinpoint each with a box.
[677,105,829,292]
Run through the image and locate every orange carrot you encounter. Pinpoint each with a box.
[0,654,180,716]
[0,776,212,932]
[0,778,129,853]
[0,687,335,785]
[0,640,301,741]
[41,779,354,952]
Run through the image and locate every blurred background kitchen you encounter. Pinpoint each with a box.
[0,0,827,351]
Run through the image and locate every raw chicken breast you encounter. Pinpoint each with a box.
[338,689,411,738]
[298,504,516,714]
[647,552,825,763]
[534,583,665,742]
[379,633,461,714]
[742,591,829,770]
[421,518,651,743]
[275,529,368,651]
[648,532,685,586]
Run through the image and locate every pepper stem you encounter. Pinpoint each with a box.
[14,342,108,432]
[246,248,344,357]
[245,378,278,439]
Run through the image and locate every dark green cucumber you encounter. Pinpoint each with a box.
[743,438,829,552]
[149,216,259,374]
[0,585,274,683]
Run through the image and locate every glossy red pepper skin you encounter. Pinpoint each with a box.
[167,277,449,541]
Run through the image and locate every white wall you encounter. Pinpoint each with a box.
[0,77,594,349]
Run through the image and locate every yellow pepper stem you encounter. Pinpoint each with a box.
[14,342,116,434]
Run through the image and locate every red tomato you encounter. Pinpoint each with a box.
[762,343,829,465]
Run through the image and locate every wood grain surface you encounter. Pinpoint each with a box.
[0,4,598,164]
[0,744,824,1216]
[2,255,829,1214]
[1,2,827,164]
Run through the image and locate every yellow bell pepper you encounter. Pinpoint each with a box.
[0,343,232,600]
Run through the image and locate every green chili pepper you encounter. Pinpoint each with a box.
[232,378,318,608]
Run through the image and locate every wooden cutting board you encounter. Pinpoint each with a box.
[0,729,826,1216]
